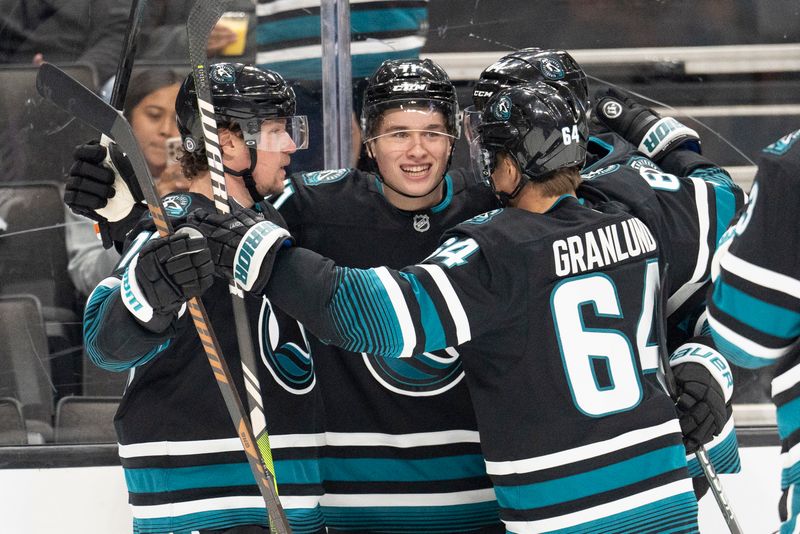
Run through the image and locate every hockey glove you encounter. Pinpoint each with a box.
[66,140,144,223]
[594,87,701,161]
[669,337,734,454]
[184,208,292,294]
[122,230,214,332]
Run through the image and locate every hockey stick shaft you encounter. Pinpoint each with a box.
[36,63,282,525]
[186,2,289,532]
[655,265,743,533]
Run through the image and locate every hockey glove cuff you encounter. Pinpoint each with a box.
[122,231,214,332]
[670,337,733,454]
[184,208,293,294]
[594,88,701,161]
[66,140,144,223]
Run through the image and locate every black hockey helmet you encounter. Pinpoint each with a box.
[478,82,587,185]
[361,58,460,140]
[471,48,589,114]
[176,62,304,153]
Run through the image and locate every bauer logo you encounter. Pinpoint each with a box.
[540,58,565,80]
[493,96,512,120]
[763,128,800,155]
[234,222,274,286]
[210,63,236,84]
[363,348,464,397]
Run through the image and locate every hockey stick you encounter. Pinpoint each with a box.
[36,63,285,526]
[185,2,290,532]
[95,0,149,226]
[655,264,743,534]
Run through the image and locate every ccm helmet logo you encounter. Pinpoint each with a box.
[601,100,623,119]
[392,82,427,92]
[473,90,494,98]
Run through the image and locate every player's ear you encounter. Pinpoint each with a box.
[218,127,238,159]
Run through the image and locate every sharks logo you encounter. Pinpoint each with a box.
[209,63,237,84]
[493,96,512,120]
[363,347,464,396]
[302,169,349,185]
[465,208,502,225]
[161,194,192,217]
[259,298,315,395]
[763,129,800,156]
[540,58,565,80]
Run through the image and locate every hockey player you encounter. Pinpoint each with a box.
[467,47,744,494]
[189,82,703,532]
[69,59,503,532]
[707,128,800,533]
[78,63,316,534]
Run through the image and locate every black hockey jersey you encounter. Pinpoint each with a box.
[708,128,800,531]
[265,168,504,531]
[266,196,699,532]
[83,192,325,534]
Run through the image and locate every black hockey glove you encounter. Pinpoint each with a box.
[66,140,144,222]
[594,87,701,162]
[122,230,214,332]
[184,208,292,294]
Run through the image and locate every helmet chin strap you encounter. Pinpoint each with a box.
[223,147,262,205]
[491,172,527,207]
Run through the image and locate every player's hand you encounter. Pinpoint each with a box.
[65,140,144,222]
[673,361,730,454]
[594,87,700,161]
[184,208,292,293]
[123,230,214,332]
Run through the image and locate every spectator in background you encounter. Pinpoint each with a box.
[0,0,129,84]
[255,0,430,172]
[66,68,186,298]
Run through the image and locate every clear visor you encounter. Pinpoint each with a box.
[462,106,483,145]
[240,115,309,152]
[469,135,494,186]
[365,101,459,139]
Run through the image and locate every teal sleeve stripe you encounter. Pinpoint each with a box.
[321,501,500,532]
[284,507,327,534]
[712,184,737,246]
[320,454,486,482]
[777,396,800,440]
[712,280,800,339]
[329,267,404,357]
[709,328,772,369]
[686,428,740,477]
[273,458,323,485]
[83,285,170,372]
[493,445,687,510]
[258,8,426,45]
[124,462,256,493]
[399,271,446,352]
[689,167,735,189]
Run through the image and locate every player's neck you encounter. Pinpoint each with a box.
[513,184,575,214]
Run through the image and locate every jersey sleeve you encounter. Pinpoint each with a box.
[264,230,512,359]
[82,228,182,372]
[707,137,800,369]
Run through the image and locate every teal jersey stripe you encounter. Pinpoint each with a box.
[133,508,266,534]
[399,271,446,351]
[687,428,741,477]
[777,396,800,439]
[543,491,697,534]
[709,327,771,369]
[124,462,255,493]
[431,174,454,214]
[320,453,486,482]
[274,457,323,485]
[259,48,423,81]
[712,280,800,340]
[494,445,687,510]
[322,501,500,532]
[284,506,326,534]
[258,8,426,46]
[709,180,738,246]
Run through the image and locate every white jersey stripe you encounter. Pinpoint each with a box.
[118,438,243,458]
[504,479,693,533]
[279,495,323,509]
[708,311,795,360]
[485,420,679,475]
[374,266,416,358]
[721,250,800,300]
[269,433,327,449]
[131,496,265,518]
[319,488,497,507]
[325,429,481,448]
[668,178,710,314]
[773,362,800,397]
[256,36,425,64]
[418,264,471,345]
